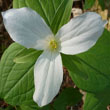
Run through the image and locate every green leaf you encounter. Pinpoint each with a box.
[62,29,110,93]
[16,107,22,110]
[13,0,73,34]
[39,105,52,110]
[14,48,42,63]
[0,43,40,105]
[20,105,39,110]
[20,104,52,110]
[83,90,110,110]
[84,0,95,9]
[83,31,110,110]
[98,0,105,10]
[53,88,82,110]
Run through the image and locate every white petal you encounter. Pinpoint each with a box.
[56,12,107,55]
[33,51,63,107]
[2,8,53,50]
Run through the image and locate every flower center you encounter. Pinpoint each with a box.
[49,40,58,50]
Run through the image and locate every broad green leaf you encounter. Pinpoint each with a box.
[19,104,52,110]
[13,0,73,34]
[0,43,40,105]
[84,0,95,9]
[39,105,52,110]
[62,29,110,93]
[53,88,82,110]
[14,48,42,63]
[83,90,110,110]
[20,105,39,110]
[82,31,110,110]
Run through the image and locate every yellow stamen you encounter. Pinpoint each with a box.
[49,40,57,50]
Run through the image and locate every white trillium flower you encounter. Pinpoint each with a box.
[2,7,107,107]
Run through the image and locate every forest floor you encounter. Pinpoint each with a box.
[0,0,110,110]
